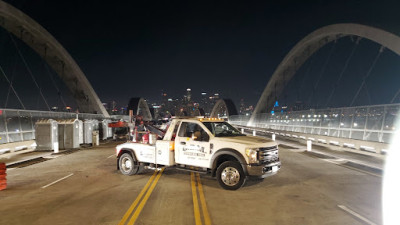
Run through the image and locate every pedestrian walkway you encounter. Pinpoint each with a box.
[245,130,385,175]
[275,136,384,170]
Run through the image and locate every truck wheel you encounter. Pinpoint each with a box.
[216,161,246,190]
[119,153,139,175]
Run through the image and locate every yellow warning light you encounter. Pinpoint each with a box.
[169,141,175,151]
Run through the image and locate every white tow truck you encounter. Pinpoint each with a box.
[115,118,281,190]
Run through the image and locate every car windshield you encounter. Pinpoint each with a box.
[202,121,245,137]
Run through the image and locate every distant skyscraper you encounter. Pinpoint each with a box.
[240,98,246,115]
[200,91,209,115]
[186,88,192,102]
[212,93,220,105]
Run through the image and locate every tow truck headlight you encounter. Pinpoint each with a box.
[245,148,258,163]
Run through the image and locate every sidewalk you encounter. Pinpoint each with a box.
[0,140,39,166]
[1,151,54,167]
[249,131,385,175]
[0,140,121,167]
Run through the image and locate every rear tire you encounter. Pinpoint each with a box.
[119,153,139,175]
[216,161,246,190]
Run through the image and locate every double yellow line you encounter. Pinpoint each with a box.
[118,168,164,225]
[191,172,211,225]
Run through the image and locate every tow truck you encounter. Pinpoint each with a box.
[115,118,281,190]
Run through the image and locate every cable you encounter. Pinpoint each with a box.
[43,62,67,109]
[307,40,337,107]
[0,64,25,109]
[4,52,18,107]
[325,37,360,107]
[9,33,50,110]
[391,89,400,103]
[41,46,67,109]
[350,46,384,106]
[298,57,313,100]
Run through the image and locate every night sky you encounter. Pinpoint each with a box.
[1,0,400,110]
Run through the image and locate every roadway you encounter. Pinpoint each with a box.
[0,141,382,225]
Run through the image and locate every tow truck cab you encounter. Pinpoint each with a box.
[116,118,281,190]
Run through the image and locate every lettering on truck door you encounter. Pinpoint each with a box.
[175,122,211,168]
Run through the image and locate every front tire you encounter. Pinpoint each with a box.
[119,153,139,175]
[216,161,246,190]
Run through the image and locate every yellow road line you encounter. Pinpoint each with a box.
[127,168,164,225]
[118,170,158,225]
[196,173,211,225]
[191,172,202,225]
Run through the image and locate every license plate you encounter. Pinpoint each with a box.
[272,166,278,172]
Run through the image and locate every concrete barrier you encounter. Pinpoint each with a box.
[235,125,388,158]
[307,140,312,151]
[0,140,36,161]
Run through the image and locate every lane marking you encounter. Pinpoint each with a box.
[322,158,348,164]
[337,205,377,225]
[107,154,115,159]
[43,155,60,159]
[41,173,74,189]
[335,163,382,178]
[288,148,306,152]
[196,173,211,225]
[118,171,158,225]
[127,168,164,225]
[305,151,382,177]
[191,172,202,225]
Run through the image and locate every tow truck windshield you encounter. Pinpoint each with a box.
[202,121,245,137]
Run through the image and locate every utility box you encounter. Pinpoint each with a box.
[78,120,83,144]
[35,119,58,151]
[107,119,113,138]
[84,120,94,144]
[92,120,99,132]
[92,131,99,146]
[99,120,108,140]
[58,119,80,150]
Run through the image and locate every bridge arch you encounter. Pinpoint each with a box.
[250,23,400,125]
[194,108,205,117]
[210,99,238,118]
[127,97,153,121]
[0,1,108,116]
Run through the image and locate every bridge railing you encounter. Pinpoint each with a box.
[0,108,109,144]
[229,103,400,144]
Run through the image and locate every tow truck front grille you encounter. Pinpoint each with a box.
[259,146,279,164]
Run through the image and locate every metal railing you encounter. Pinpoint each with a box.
[0,108,110,144]
[229,103,400,144]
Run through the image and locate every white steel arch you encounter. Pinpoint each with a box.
[249,23,400,125]
[127,97,153,121]
[0,1,109,116]
[210,99,238,118]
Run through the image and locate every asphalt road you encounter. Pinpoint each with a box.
[0,142,382,225]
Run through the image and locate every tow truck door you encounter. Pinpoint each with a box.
[175,122,211,168]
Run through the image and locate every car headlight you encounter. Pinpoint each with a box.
[245,148,258,163]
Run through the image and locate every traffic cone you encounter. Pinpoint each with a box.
[0,163,6,190]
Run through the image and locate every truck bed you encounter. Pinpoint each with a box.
[119,140,174,166]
